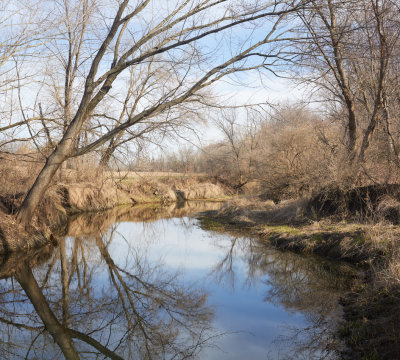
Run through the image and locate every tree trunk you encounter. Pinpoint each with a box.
[99,139,116,168]
[16,108,88,226]
[15,263,80,360]
[99,130,124,167]
[16,141,71,226]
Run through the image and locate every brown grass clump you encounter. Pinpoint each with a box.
[0,211,53,254]
[108,173,230,204]
[362,224,400,286]
[0,156,42,215]
[216,197,308,225]
[215,197,274,224]
[0,155,42,196]
[131,173,230,201]
[307,184,400,223]
[385,257,400,284]
[180,182,227,200]
[376,196,400,224]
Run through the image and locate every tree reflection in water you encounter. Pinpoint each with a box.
[0,226,214,359]
[0,203,359,359]
[209,235,358,359]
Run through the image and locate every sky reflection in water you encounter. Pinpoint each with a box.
[0,203,356,359]
[108,216,352,359]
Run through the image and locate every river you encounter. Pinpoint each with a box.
[0,202,357,359]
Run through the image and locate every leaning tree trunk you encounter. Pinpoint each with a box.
[15,263,80,360]
[99,130,125,168]
[16,140,72,226]
[16,110,87,227]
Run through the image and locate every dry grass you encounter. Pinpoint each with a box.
[62,182,133,212]
[0,157,68,227]
[106,170,206,179]
[376,196,400,224]
[0,211,53,254]
[112,173,229,204]
[0,154,42,190]
[180,182,227,200]
[385,257,400,284]
[362,224,400,286]
[216,197,308,225]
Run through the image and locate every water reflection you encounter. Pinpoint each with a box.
[209,235,358,359]
[0,202,358,359]
[65,201,222,237]
[0,203,220,359]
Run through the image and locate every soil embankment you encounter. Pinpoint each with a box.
[200,186,400,265]
[0,170,231,254]
[60,171,229,213]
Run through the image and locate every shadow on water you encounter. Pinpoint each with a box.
[0,202,359,359]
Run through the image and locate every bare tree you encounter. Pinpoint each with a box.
[14,0,307,226]
[204,106,262,189]
[295,0,400,176]
[254,104,336,199]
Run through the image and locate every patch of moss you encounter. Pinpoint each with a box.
[198,217,226,231]
[310,233,325,243]
[263,225,302,235]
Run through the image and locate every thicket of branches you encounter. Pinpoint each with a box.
[154,97,400,201]
[154,0,400,200]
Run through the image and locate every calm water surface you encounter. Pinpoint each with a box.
[0,203,357,359]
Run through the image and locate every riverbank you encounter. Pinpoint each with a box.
[0,168,231,253]
[198,197,400,359]
[59,171,230,213]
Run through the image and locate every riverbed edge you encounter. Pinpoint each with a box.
[0,174,232,255]
[197,210,400,359]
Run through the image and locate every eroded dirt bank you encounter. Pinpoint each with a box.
[59,172,230,213]
[0,170,231,254]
